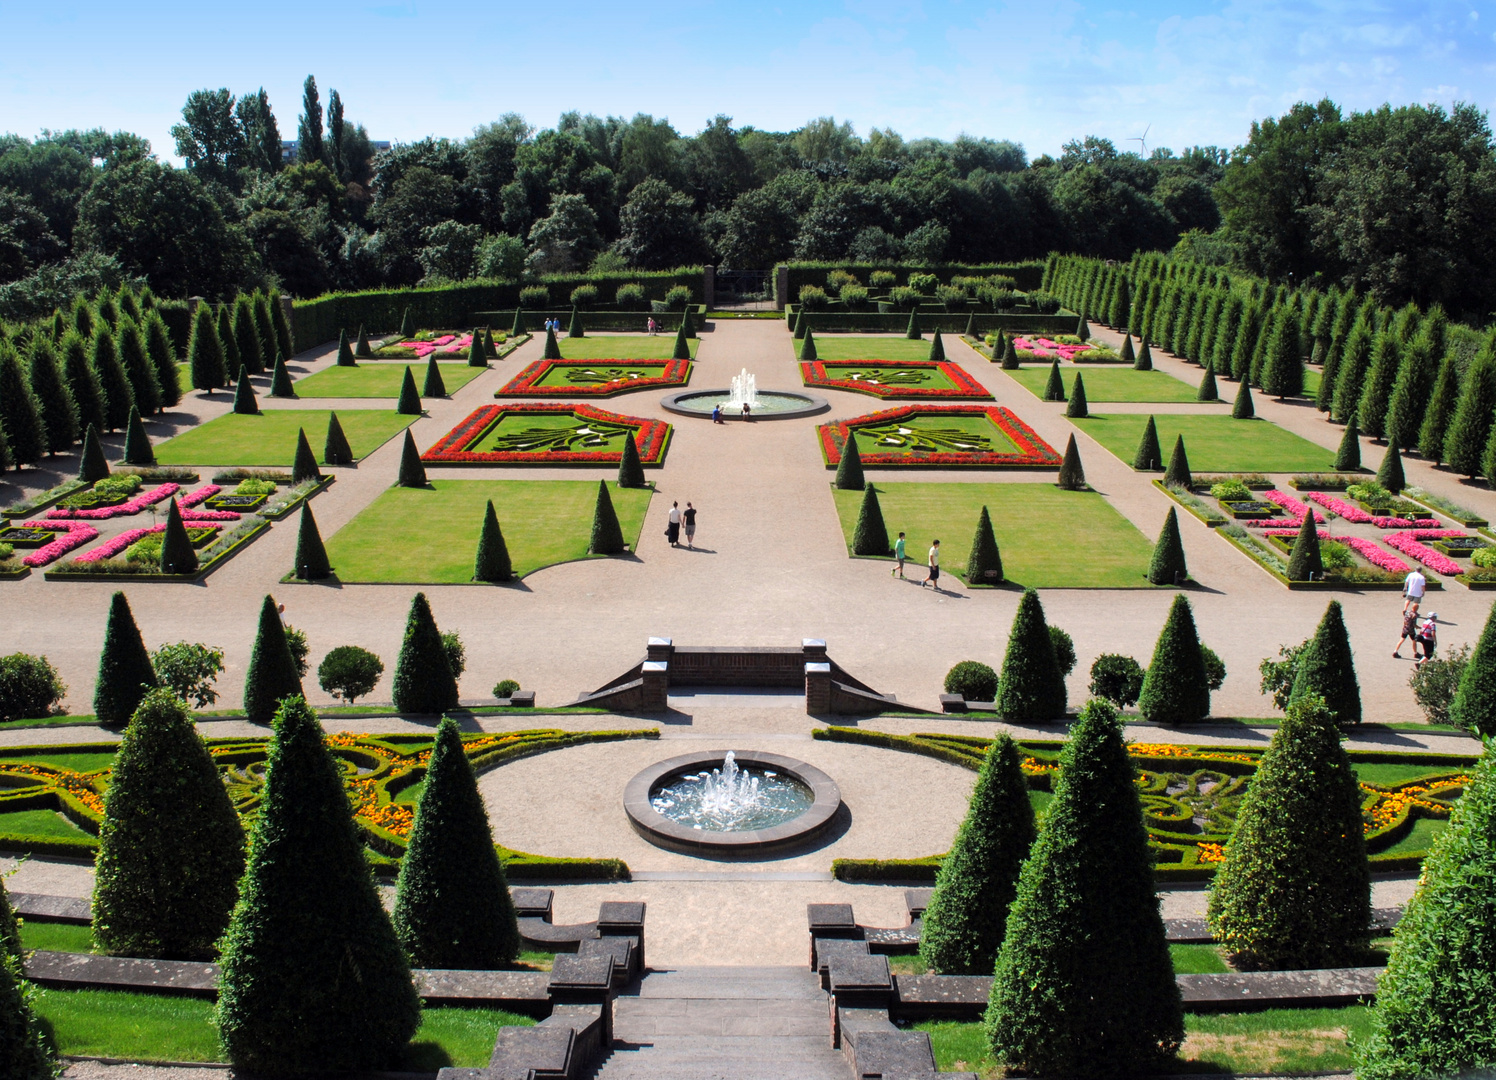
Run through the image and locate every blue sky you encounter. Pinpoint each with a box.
[2,0,1494,163]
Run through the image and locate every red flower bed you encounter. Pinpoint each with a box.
[421,403,672,465]
[497,358,692,397]
[799,360,991,400]
[818,405,1061,468]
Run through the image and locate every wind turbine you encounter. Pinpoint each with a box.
[1128,123,1151,157]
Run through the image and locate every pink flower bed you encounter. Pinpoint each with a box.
[397,334,471,358]
[1307,491,1372,522]
[1013,336,1090,362]
[46,483,179,520]
[179,485,220,509]
[75,525,164,564]
[1248,519,1321,529]
[1384,530,1465,575]
[19,520,99,567]
[1371,516,1441,529]
[181,508,241,522]
[1262,490,1326,523]
[1342,536,1411,572]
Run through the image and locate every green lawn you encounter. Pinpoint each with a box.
[1170,943,1230,974]
[154,410,417,467]
[1072,414,1337,473]
[0,808,92,840]
[548,335,698,360]
[1006,366,1212,404]
[291,363,487,398]
[324,479,654,582]
[20,919,94,953]
[806,337,945,363]
[830,482,1157,588]
[848,413,1020,458]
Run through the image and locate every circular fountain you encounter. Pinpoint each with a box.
[661,368,828,420]
[623,750,842,856]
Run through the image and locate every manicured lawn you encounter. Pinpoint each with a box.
[807,337,944,363]
[291,363,487,398]
[155,410,417,466]
[20,918,94,953]
[323,479,654,582]
[830,482,1156,588]
[1072,414,1337,473]
[549,335,698,360]
[0,808,93,840]
[848,413,1020,458]
[1353,761,1467,786]
[1170,943,1229,973]
[1005,366,1211,404]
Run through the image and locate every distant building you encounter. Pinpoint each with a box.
[280,140,391,164]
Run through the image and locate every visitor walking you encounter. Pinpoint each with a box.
[1394,606,1421,659]
[647,317,658,335]
[922,539,940,589]
[1415,613,1439,666]
[683,502,697,549]
[891,532,907,578]
[1403,567,1426,613]
[666,502,682,547]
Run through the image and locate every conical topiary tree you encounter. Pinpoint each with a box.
[1076,315,1090,341]
[997,589,1067,721]
[1208,694,1370,969]
[1334,413,1361,471]
[94,591,159,726]
[393,717,521,968]
[28,336,79,454]
[1138,594,1210,724]
[123,407,154,465]
[216,305,239,376]
[62,330,107,434]
[1286,510,1323,581]
[232,365,259,415]
[243,595,304,724]
[1057,434,1085,490]
[215,696,420,1073]
[985,698,1182,1077]
[187,304,227,393]
[158,499,198,575]
[1163,435,1192,489]
[1001,336,1018,369]
[0,928,55,1079]
[1198,366,1218,401]
[672,322,690,360]
[1148,506,1188,585]
[1288,600,1360,726]
[851,485,890,556]
[323,411,352,465]
[93,688,243,959]
[1443,349,1496,477]
[474,500,512,583]
[1232,377,1255,419]
[920,734,1035,974]
[293,504,330,580]
[799,326,817,361]
[510,307,525,336]
[905,308,921,340]
[567,308,584,339]
[354,324,372,359]
[543,327,562,360]
[618,432,645,488]
[116,319,161,417]
[392,592,458,713]
[1120,335,1136,366]
[1133,415,1162,470]
[423,355,447,397]
[1417,354,1459,463]
[252,294,276,380]
[92,326,134,431]
[269,290,294,359]
[1135,339,1153,371]
[77,422,109,481]
[928,328,945,362]
[484,327,496,356]
[292,427,321,483]
[963,311,975,339]
[336,329,356,367]
[1376,440,1405,493]
[396,366,422,415]
[1449,600,1496,736]
[144,310,182,409]
[467,330,485,368]
[1261,311,1304,400]
[234,296,264,374]
[397,429,426,487]
[1043,360,1064,401]
[589,479,624,554]
[965,505,1003,585]
[792,308,805,340]
[681,307,697,339]
[834,434,865,491]
[269,352,295,398]
[400,307,415,338]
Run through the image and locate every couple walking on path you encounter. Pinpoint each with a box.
[1394,567,1438,665]
[891,532,942,589]
[666,501,697,549]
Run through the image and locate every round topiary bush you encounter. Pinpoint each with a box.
[797,285,829,311]
[664,285,693,310]
[317,646,384,704]
[518,285,549,309]
[569,284,599,309]
[0,653,66,722]
[615,284,646,311]
[945,661,997,702]
[1089,654,1145,709]
[493,679,520,698]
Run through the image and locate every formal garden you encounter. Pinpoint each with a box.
[497,358,692,397]
[421,404,671,466]
[818,406,1061,469]
[292,363,488,398]
[800,360,991,400]
[1074,413,1338,473]
[1005,364,1214,404]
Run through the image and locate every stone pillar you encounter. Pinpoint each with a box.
[547,954,616,1044]
[703,265,715,310]
[646,636,673,663]
[641,660,669,711]
[806,662,831,714]
[186,296,205,313]
[596,900,646,972]
[775,265,790,310]
[802,638,827,663]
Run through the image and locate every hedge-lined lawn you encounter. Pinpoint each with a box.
[324,479,654,582]
[155,410,417,466]
[33,988,534,1068]
[0,808,91,840]
[21,919,94,953]
[1006,366,1210,404]
[1072,414,1337,473]
[549,335,698,360]
[830,482,1156,588]
[292,363,487,398]
[808,337,944,363]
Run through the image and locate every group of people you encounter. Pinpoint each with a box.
[665,501,697,549]
[1395,567,1438,665]
[543,317,563,334]
[710,403,751,423]
[891,532,943,589]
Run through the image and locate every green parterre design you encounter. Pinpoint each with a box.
[0,728,658,879]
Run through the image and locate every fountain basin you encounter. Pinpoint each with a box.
[623,750,842,857]
[660,390,829,420]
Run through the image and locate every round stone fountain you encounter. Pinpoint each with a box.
[660,368,828,420]
[623,750,842,856]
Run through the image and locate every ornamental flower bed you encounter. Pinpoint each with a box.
[818,405,1061,469]
[1261,489,1327,524]
[799,360,992,400]
[46,483,179,520]
[1013,336,1090,361]
[1384,530,1466,575]
[19,520,98,567]
[497,358,691,398]
[1304,490,1438,528]
[1342,536,1412,573]
[421,403,672,466]
[179,484,220,508]
[393,333,472,358]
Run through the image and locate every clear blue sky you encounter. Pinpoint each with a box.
[3,1,1493,162]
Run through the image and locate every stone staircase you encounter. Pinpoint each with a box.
[591,966,852,1080]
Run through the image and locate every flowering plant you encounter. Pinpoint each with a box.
[395,333,469,358]
[46,483,179,520]
[75,525,164,564]
[1262,489,1327,523]
[1013,336,1090,362]
[1307,491,1372,522]
[498,359,691,397]
[818,405,1061,468]
[179,485,220,509]
[1371,516,1441,529]
[421,403,672,465]
[1384,531,1465,575]
[800,360,992,400]
[19,520,98,567]
[1341,537,1411,573]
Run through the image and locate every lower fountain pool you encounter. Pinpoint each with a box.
[649,751,814,832]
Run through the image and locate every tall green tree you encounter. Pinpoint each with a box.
[115,318,161,417]
[1138,594,1211,724]
[296,75,326,165]
[27,335,78,453]
[997,589,1066,722]
[1331,314,1376,424]
[1288,599,1361,726]
[243,595,304,724]
[61,330,106,434]
[1417,353,1460,463]
[233,295,264,375]
[94,591,158,727]
[1449,600,1496,736]
[392,592,459,714]
[92,325,134,431]
[143,310,182,408]
[1357,331,1402,440]
[1260,309,1304,399]
[0,347,45,467]
[187,303,227,393]
[1444,346,1496,476]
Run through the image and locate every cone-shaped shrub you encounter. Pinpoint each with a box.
[77,422,109,481]
[567,307,584,338]
[484,327,496,356]
[94,591,158,727]
[986,698,1182,1076]
[905,308,921,339]
[396,366,421,415]
[422,355,447,398]
[117,319,161,417]
[392,592,458,713]
[93,689,243,959]
[834,435,865,491]
[292,427,321,483]
[1261,312,1304,399]
[400,307,415,338]
[63,330,107,434]
[1376,440,1405,493]
[354,324,372,358]
[233,297,263,374]
[232,365,259,415]
[394,717,520,968]
[799,326,817,361]
[1135,339,1153,371]
[1120,335,1136,366]
[1076,315,1091,340]
[467,331,485,368]
[1000,335,1018,369]
[397,429,426,487]
[928,328,945,362]
[542,327,561,359]
[158,499,198,575]
[920,734,1035,975]
[1286,510,1323,581]
[1138,594,1210,724]
[672,322,690,360]
[119,408,154,469]
[681,307,697,339]
[1358,331,1401,439]
[0,930,56,1079]
[215,696,420,1073]
[293,504,330,580]
[1148,506,1188,585]
[217,305,239,375]
[323,411,352,465]
[92,326,134,431]
[1042,360,1064,401]
[1232,377,1255,419]
[243,595,304,724]
[473,500,512,583]
[510,307,524,336]
[268,352,295,397]
[1288,600,1360,726]
[1057,434,1085,490]
[1450,600,1496,736]
[1208,694,1370,969]
[187,304,227,392]
[336,329,356,366]
[28,336,79,453]
[72,295,93,339]
[269,290,294,359]
[1417,354,1459,463]
[1163,435,1192,489]
[1132,415,1162,470]
[851,485,890,556]
[997,589,1066,721]
[1443,350,1496,476]
[252,295,276,381]
[792,308,805,340]
[963,311,975,338]
[1197,366,1217,401]
[589,479,625,554]
[1356,745,1496,1080]
[1059,371,1089,419]
[1334,413,1361,471]
[617,432,645,488]
[965,505,1003,585]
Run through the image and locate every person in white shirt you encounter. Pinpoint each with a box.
[1403,569,1426,613]
[666,502,682,547]
[922,539,941,589]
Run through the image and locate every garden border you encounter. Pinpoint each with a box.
[799,360,992,400]
[497,358,692,398]
[44,519,273,583]
[421,403,672,467]
[817,405,1061,469]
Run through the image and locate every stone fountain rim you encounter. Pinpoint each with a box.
[623,749,842,855]
[659,389,830,420]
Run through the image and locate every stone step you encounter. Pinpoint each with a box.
[594,1036,852,1080]
[615,996,828,1039]
[635,966,824,1000]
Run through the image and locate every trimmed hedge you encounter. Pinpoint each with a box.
[776,262,1045,303]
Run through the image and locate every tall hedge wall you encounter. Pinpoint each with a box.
[776,262,1047,304]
